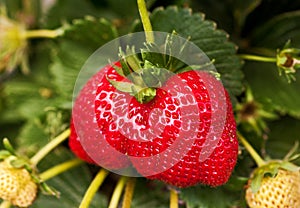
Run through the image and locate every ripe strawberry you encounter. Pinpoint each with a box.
[0,160,38,207]
[71,58,238,187]
[93,66,238,187]
[69,119,95,164]
[245,169,300,207]
[70,63,131,169]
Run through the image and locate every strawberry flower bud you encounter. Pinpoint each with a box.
[0,15,28,74]
[276,40,300,82]
[236,87,277,135]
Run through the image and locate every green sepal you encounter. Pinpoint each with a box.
[250,170,264,193]
[107,77,156,103]
[0,150,11,160]
[120,56,134,77]
[141,45,166,69]
[10,158,29,169]
[107,77,142,93]
[250,160,300,193]
[139,66,172,88]
[276,40,300,82]
[135,87,156,103]
[111,62,125,77]
[3,138,16,155]
[125,48,142,72]
[119,46,142,76]
[279,161,299,172]
[39,181,60,197]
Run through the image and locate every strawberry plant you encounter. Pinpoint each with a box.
[1,0,300,207]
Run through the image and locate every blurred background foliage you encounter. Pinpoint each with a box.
[0,0,300,207]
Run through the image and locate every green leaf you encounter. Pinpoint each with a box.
[233,0,262,30]
[250,10,300,48]
[131,180,169,208]
[32,148,107,208]
[244,62,300,117]
[180,185,237,208]
[133,6,244,100]
[50,17,117,104]
[2,81,57,120]
[43,0,101,29]
[15,109,69,157]
[266,117,300,164]
[189,0,235,33]
[62,16,118,48]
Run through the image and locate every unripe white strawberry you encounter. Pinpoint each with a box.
[0,160,38,207]
[246,169,300,208]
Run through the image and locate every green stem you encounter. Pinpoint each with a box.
[24,29,63,39]
[122,178,136,208]
[0,201,10,208]
[30,128,70,166]
[170,188,179,208]
[239,54,277,63]
[39,159,83,181]
[237,131,265,167]
[108,176,128,208]
[79,169,109,208]
[137,0,154,43]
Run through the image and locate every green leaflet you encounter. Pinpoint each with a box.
[133,6,244,101]
[50,17,117,104]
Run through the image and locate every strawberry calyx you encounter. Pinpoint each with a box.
[250,160,299,193]
[276,40,300,82]
[108,32,214,103]
[249,142,300,193]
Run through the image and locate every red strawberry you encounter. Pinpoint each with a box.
[147,72,238,187]
[70,54,238,187]
[69,119,95,164]
[70,63,130,169]
[92,65,238,187]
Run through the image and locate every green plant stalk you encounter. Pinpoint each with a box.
[239,54,277,63]
[30,128,71,166]
[40,158,83,181]
[108,176,128,208]
[170,188,179,208]
[24,29,63,39]
[237,131,265,167]
[122,178,136,208]
[137,0,154,43]
[0,201,10,208]
[79,169,109,208]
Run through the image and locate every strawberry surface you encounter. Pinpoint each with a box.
[69,119,95,164]
[70,63,238,187]
[70,63,130,169]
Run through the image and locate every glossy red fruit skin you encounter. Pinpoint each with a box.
[70,62,238,187]
[92,65,238,187]
[130,71,238,187]
[69,119,95,164]
[70,63,130,169]
[147,88,238,187]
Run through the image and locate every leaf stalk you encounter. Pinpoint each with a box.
[30,128,71,166]
[237,131,265,167]
[137,0,154,43]
[79,169,109,208]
